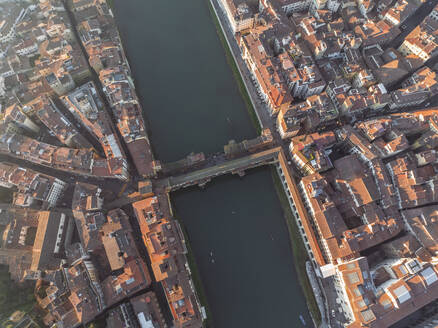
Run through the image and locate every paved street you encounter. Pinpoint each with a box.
[0,153,127,203]
[210,2,333,327]
[211,0,306,178]
[210,0,271,128]
[0,248,31,259]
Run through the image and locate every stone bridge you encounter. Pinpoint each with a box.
[158,146,282,191]
[104,146,282,209]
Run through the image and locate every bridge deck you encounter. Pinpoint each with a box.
[161,147,281,190]
[104,147,282,209]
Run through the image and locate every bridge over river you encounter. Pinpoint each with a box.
[104,146,293,210]
[158,146,282,191]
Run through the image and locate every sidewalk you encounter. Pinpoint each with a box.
[306,261,330,328]
[209,0,272,129]
[209,0,303,177]
[210,3,334,328]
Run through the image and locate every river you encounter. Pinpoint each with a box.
[113,0,311,327]
[113,0,256,162]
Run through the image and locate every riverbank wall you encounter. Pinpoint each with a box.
[208,0,263,133]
